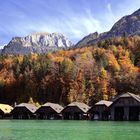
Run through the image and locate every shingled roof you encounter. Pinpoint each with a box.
[112,92,140,102]
[15,103,38,113]
[95,100,113,107]
[0,104,13,114]
[110,92,140,107]
[64,102,90,113]
[41,102,64,113]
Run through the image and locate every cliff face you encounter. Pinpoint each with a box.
[76,8,140,47]
[108,9,140,36]
[75,32,99,48]
[2,32,73,55]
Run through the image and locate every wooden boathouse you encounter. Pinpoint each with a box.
[88,100,112,120]
[61,102,90,120]
[11,103,38,119]
[36,102,63,119]
[110,92,140,121]
[0,104,13,119]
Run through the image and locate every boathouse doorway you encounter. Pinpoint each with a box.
[102,110,110,120]
[63,112,82,120]
[114,107,124,121]
[91,111,99,120]
[0,110,4,119]
[37,112,45,119]
[63,112,71,119]
[12,112,30,119]
[129,106,139,121]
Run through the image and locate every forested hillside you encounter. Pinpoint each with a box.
[1,35,140,106]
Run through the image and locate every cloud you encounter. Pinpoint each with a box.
[0,5,101,44]
[59,9,101,41]
[103,2,116,29]
[1,0,140,46]
[107,3,112,12]
[26,7,102,42]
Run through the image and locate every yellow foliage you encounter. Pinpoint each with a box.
[31,53,38,60]
[47,52,54,59]
[53,56,64,62]
[103,94,109,100]
[100,67,107,79]
[17,55,24,63]
[28,97,34,104]
[106,53,120,72]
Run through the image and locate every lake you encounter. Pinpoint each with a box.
[0,120,139,140]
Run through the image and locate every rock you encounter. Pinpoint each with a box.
[2,32,73,55]
[75,32,99,48]
[76,8,140,47]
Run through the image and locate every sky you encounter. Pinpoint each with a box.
[0,0,140,47]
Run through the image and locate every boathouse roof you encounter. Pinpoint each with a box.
[0,104,13,114]
[110,92,140,107]
[15,103,38,113]
[112,92,140,103]
[95,100,113,107]
[41,102,64,113]
[64,102,90,113]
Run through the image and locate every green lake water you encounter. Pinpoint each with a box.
[0,120,139,140]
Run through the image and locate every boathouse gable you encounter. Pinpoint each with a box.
[36,102,63,119]
[0,104,13,119]
[61,102,90,120]
[88,100,112,120]
[11,103,38,119]
[110,92,140,121]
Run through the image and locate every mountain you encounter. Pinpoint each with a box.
[75,32,99,48]
[0,44,6,54]
[1,36,140,105]
[76,8,140,47]
[1,32,73,55]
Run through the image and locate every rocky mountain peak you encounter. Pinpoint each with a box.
[1,32,73,55]
[132,8,140,16]
[75,32,99,48]
[76,8,140,47]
